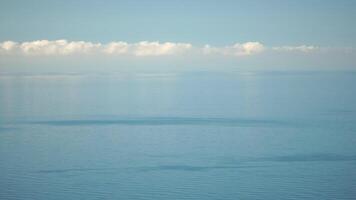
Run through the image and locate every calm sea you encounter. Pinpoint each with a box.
[1,71,356,200]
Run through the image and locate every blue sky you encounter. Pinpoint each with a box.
[0,0,355,73]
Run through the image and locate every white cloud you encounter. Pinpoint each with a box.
[132,41,192,56]
[203,42,265,56]
[232,42,265,56]
[104,41,192,56]
[19,40,101,55]
[272,45,319,53]
[1,40,264,57]
[0,40,192,56]
[1,40,334,57]
[0,41,18,51]
[104,42,129,54]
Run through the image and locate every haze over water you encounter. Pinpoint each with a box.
[1,71,356,200]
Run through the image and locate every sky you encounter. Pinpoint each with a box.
[0,0,356,73]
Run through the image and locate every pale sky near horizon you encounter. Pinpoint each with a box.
[0,0,355,73]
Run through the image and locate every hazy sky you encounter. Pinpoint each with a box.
[0,0,355,73]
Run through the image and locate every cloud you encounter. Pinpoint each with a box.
[1,40,263,57]
[104,42,129,54]
[133,41,192,56]
[0,40,192,56]
[1,40,340,57]
[0,41,18,51]
[105,41,192,56]
[1,40,102,55]
[203,42,265,56]
[272,45,319,53]
[11,40,101,55]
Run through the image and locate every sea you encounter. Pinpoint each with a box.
[1,70,356,200]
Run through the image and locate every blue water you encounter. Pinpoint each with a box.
[1,71,356,199]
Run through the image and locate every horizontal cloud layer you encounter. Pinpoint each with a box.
[0,40,325,57]
[0,40,193,56]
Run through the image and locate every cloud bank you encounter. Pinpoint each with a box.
[0,39,325,57]
[0,40,193,56]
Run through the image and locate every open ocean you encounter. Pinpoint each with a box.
[1,71,356,200]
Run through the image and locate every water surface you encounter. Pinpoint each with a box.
[1,71,356,200]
